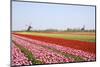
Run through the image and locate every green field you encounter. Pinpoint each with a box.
[16,32,95,42]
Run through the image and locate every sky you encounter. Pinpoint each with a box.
[12,1,96,31]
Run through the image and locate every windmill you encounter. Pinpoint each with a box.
[25,23,32,32]
[81,25,85,31]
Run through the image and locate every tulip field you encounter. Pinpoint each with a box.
[11,32,96,66]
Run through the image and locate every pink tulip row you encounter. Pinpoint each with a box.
[12,43,32,66]
[12,35,74,64]
[13,34,96,61]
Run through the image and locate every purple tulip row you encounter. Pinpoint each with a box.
[12,43,32,66]
[13,35,96,61]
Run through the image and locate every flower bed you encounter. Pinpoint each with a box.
[12,43,32,66]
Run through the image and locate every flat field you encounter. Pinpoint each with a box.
[16,32,95,42]
[12,32,96,66]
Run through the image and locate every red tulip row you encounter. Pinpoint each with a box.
[12,43,32,66]
[13,33,96,54]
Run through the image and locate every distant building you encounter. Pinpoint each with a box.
[81,25,85,31]
[26,25,32,31]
